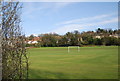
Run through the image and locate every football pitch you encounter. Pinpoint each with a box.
[28,46,118,79]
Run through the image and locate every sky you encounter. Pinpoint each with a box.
[21,2,118,36]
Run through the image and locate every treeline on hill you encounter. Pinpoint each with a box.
[26,28,120,47]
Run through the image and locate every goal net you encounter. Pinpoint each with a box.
[68,46,80,52]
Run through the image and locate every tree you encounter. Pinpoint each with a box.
[41,34,57,47]
[81,34,94,45]
[96,28,102,34]
[0,1,2,80]
[93,38,103,45]
[118,38,120,46]
[1,1,28,79]
[29,34,34,40]
[102,37,118,46]
[96,28,105,35]
[59,36,68,46]
[64,31,81,46]
[74,30,81,46]
[65,32,71,45]
[108,29,113,35]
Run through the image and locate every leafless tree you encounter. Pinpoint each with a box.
[1,0,28,79]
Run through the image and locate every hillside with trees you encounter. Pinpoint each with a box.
[26,28,120,47]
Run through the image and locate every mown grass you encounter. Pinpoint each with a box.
[28,46,118,79]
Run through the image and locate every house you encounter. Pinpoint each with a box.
[109,34,119,38]
[94,36,101,39]
[26,37,41,44]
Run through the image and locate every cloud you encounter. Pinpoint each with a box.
[56,13,117,25]
[22,3,44,18]
[53,2,73,9]
[22,2,72,18]
[51,13,118,34]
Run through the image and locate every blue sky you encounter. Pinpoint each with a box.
[21,2,118,36]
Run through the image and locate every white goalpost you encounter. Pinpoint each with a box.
[68,46,80,53]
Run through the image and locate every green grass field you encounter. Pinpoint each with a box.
[28,46,118,79]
